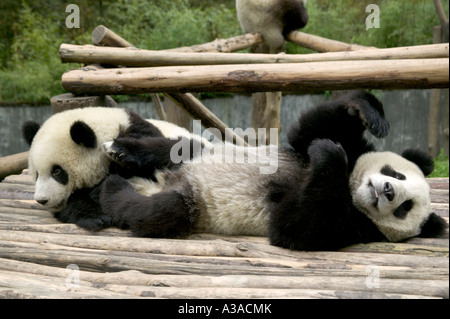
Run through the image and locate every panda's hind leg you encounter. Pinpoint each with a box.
[269,139,353,250]
[99,174,198,238]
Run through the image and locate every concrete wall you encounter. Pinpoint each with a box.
[0,90,445,157]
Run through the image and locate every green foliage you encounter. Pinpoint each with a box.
[0,0,448,102]
[429,149,449,178]
[286,0,448,54]
[103,0,239,50]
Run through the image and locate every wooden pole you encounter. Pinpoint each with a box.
[165,33,263,53]
[165,93,248,146]
[0,152,28,181]
[287,30,374,52]
[92,25,135,48]
[50,92,117,113]
[428,27,444,157]
[92,25,262,53]
[60,43,449,67]
[61,59,449,95]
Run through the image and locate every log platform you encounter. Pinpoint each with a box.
[0,170,448,299]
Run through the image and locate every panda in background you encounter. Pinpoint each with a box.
[236,0,309,53]
[22,107,205,230]
[95,91,447,251]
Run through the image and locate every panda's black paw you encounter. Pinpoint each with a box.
[103,138,143,167]
[346,93,390,138]
[308,139,348,171]
[364,112,390,138]
[76,215,112,231]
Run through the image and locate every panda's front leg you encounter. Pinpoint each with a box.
[103,136,183,180]
[269,139,355,251]
[54,183,112,231]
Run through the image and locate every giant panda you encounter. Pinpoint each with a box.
[236,0,309,53]
[90,91,447,251]
[22,107,205,230]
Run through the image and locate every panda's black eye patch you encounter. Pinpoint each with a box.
[393,200,413,219]
[381,165,406,180]
[51,165,68,185]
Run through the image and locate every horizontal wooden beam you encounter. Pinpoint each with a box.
[60,43,449,67]
[61,58,449,95]
[164,32,263,53]
[0,152,28,181]
[287,30,374,52]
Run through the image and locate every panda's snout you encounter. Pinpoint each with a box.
[383,182,395,201]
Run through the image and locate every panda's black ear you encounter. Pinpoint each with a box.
[418,213,447,238]
[70,121,97,148]
[22,121,41,146]
[401,149,434,176]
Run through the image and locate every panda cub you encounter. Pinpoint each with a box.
[22,107,205,230]
[97,91,447,251]
[236,0,309,52]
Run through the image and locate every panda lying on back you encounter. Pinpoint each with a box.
[88,91,446,251]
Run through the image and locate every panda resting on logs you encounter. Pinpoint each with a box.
[23,91,444,251]
[22,107,206,230]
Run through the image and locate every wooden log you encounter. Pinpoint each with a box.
[0,230,448,263]
[0,152,28,181]
[1,268,442,299]
[61,58,449,95]
[50,92,117,113]
[164,93,248,145]
[92,25,135,48]
[165,32,263,53]
[287,30,374,52]
[428,27,444,157]
[92,24,261,53]
[443,89,449,156]
[0,238,447,283]
[59,43,450,67]
[249,36,283,146]
[0,257,445,299]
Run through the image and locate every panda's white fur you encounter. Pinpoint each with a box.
[26,107,195,211]
[126,143,289,236]
[236,0,308,52]
[350,152,432,242]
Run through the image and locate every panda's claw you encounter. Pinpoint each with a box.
[104,141,128,164]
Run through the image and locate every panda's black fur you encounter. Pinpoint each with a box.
[85,91,447,251]
[276,0,309,37]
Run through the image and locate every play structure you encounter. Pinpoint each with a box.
[0,2,448,298]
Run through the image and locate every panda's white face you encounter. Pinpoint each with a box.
[26,107,132,211]
[350,152,432,242]
[33,164,72,211]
